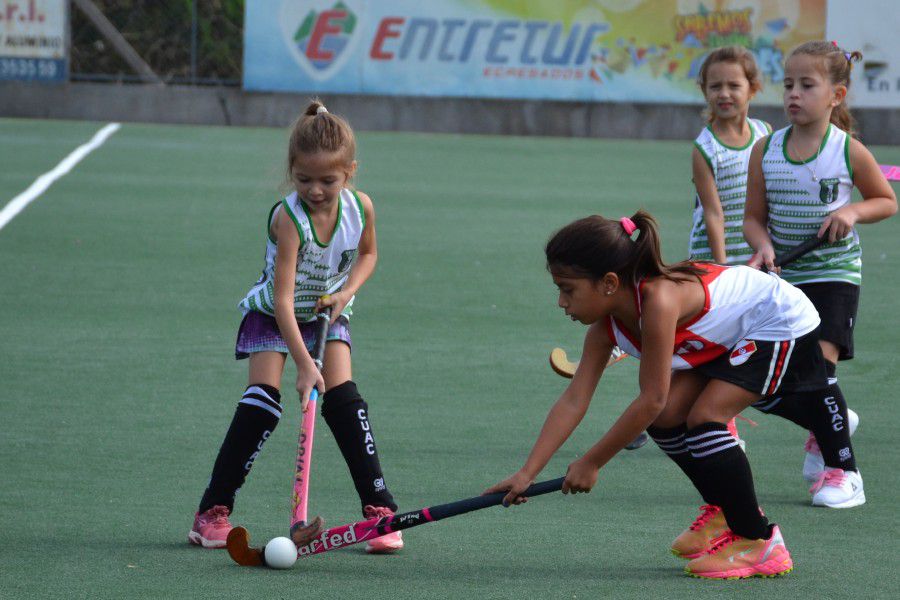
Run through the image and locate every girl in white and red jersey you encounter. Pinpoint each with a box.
[487,210,828,580]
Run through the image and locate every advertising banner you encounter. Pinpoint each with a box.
[826,0,900,108]
[0,0,68,82]
[244,0,826,104]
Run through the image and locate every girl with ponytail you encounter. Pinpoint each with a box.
[488,210,835,579]
[190,100,405,555]
[744,42,896,510]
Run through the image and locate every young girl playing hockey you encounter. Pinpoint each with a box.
[189,101,404,554]
[488,211,833,579]
[744,41,896,508]
[687,46,770,450]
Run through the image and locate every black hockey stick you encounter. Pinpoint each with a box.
[227,477,565,566]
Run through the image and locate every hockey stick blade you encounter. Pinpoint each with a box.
[290,515,325,546]
[549,347,577,378]
[226,526,265,567]
[549,346,626,379]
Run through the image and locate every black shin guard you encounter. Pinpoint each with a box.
[647,424,716,505]
[802,363,857,471]
[199,384,282,514]
[686,423,769,540]
[321,380,397,512]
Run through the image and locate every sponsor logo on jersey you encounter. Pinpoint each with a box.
[729,340,757,366]
[675,338,706,355]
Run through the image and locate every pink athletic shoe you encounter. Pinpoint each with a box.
[685,525,793,579]
[188,505,233,549]
[726,417,746,451]
[363,505,404,554]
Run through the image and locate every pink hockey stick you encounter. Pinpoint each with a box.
[880,164,900,182]
[289,307,331,544]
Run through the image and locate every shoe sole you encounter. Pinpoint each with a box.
[812,490,866,509]
[188,531,227,549]
[365,541,404,554]
[685,566,793,580]
[685,556,794,580]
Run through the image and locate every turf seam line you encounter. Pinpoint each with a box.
[0,122,121,232]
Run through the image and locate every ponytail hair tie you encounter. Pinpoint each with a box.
[831,40,852,63]
[620,217,637,236]
[316,105,328,114]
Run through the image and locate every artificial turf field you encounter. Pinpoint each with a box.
[1,117,898,599]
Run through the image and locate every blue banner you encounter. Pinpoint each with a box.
[243,0,825,104]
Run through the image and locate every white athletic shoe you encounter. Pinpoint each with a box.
[802,408,859,483]
[810,468,865,508]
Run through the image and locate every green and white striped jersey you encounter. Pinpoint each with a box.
[238,188,365,321]
[762,124,859,285]
[689,118,770,264]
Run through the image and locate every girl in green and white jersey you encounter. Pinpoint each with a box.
[745,41,897,509]
[689,46,770,265]
[189,101,404,554]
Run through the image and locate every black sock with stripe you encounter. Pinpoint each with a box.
[647,424,716,505]
[686,422,769,540]
[321,380,397,513]
[750,393,812,429]
[802,362,857,472]
[198,384,282,514]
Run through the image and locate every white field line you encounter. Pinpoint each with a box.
[0,122,121,232]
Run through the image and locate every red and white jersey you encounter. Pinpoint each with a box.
[607,264,820,370]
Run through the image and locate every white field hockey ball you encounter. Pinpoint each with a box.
[264,536,298,569]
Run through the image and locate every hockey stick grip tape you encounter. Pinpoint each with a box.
[770,235,826,269]
[426,477,565,521]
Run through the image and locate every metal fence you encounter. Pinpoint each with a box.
[70,0,243,86]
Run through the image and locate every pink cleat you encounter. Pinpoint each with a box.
[188,505,233,549]
[363,505,404,554]
[726,416,752,451]
[671,504,728,559]
[685,525,793,579]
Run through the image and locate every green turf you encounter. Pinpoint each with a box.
[1,118,898,599]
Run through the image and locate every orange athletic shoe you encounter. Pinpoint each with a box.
[684,526,793,580]
[671,504,728,559]
[363,505,404,554]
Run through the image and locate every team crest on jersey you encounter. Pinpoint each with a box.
[818,178,840,204]
[338,249,357,273]
[281,1,359,81]
[729,340,757,366]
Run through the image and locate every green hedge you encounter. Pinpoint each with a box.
[70,0,244,84]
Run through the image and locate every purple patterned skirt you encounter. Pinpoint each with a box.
[235,310,352,359]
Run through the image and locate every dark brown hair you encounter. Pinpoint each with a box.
[788,41,863,136]
[697,46,763,123]
[287,99,356,177]
[545,210,705,284]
